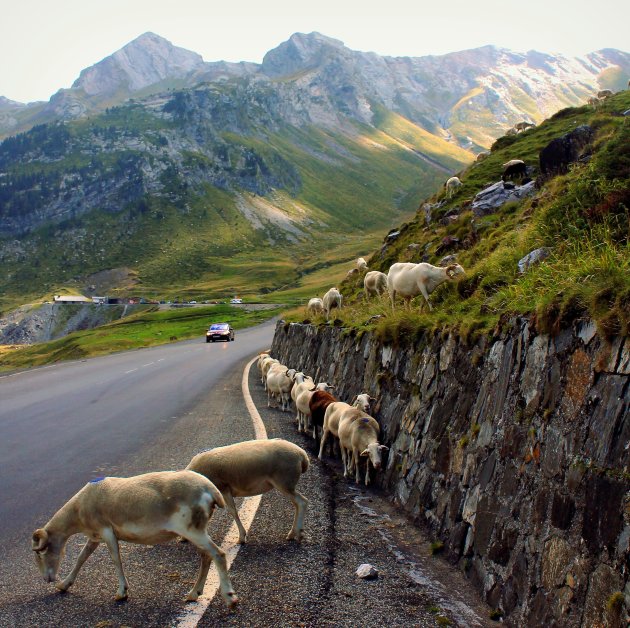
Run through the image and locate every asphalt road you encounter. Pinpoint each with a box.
[0,318,489,627]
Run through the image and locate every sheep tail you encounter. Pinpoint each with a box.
[300,450,310,474]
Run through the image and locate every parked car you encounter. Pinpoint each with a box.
[230,298,243,304]
[206,322,235,342]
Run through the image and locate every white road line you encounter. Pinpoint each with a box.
[125,368,138,374]
[142,362,154,367]
[174,355,267,627]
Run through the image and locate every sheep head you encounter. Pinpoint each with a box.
[446,264,466,280]
[360,443,389,469]
[32,528,65,583]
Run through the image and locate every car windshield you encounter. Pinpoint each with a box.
[210,324,229,330]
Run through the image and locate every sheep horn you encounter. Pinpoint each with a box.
[32,528,49,552]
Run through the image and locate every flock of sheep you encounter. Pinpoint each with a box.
[258,352,386,486]
[32,429,313,608]
[307,256,466,320]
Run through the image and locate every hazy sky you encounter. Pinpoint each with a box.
[2,0,628,103]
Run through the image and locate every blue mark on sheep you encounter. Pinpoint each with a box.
[89,477,106,484]
[361,418,370,423]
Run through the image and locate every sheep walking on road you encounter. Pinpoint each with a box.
[338,414,388,485]
[187,439,309,544]
[31,471,237,607]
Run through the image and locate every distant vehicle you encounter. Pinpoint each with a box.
[206,323,235,343]
[190,300,197,304]
[230,298,243,304]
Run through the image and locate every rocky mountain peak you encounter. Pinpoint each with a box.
[262,31,346,78]
[72,31,205,97]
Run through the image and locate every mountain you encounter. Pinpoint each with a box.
[0,33,628,310]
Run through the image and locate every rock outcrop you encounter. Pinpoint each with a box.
[271,319,629,626]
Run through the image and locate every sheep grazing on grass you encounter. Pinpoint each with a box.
[309,389,338,441]
[597,89,613,99]
[588,96,601,108]
[387,262,466,311]
[31,471,237,607]
[502,160,528,182]
[307,297,324,317]
[322,287,342,319]
[476,151,490,162]
[318,394,375,460]
[338,414,388,485]
[357,257,368,271]
[514,121,535,132]
[296,382,335,434]
[187,439,309,544]
[364,271,388,300]
[445,176,462,199]
[346,268,359,279]
[266,364,293,411]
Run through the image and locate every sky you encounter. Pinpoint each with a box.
[1,0,628,103]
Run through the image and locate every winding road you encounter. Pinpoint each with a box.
[0,318,488,627]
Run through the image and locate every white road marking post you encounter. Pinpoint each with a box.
[174,355,267,627]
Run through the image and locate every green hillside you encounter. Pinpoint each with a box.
[0,84,471,313]
[293,91,630,341]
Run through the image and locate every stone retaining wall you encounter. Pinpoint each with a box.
[271,318,629,626]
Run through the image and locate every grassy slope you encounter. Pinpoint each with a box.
[286,91,630,344]
[0,304,279,372]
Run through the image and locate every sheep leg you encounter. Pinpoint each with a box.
[182,529,237,608]
[56,539,99,592]
[390,289,396,311]
[318,428,329,459]
[341,446,349,477]
[353,448,361,484]
[272,483,308,542]
[223,489,247,544]
[365,459,371,486]
[101,528,129,600]
[418,284,433,311]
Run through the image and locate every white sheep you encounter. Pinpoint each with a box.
[318,394,375,460]
[597,89,613,99]
[346,268,359,279]
[587,96,601,108]
[502,159,525,168]
[445,176,462,199]
[322,287,342,319]
[260,356,279,388]
[31,471,237,607]
[187,439,309,544]
[514,121,535,132]
[290,371,315,429]
[357,257,368,271]
[296,382,335,434]
[266,363,293,411]
[338,413,388,485]
[307,298,324,317]
[364,270,388,299]
[387,262,465,311]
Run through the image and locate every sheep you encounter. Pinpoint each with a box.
[338,414,388,485]
[502,161,528,182]
[322,287,342,319]
[307,297,324,317]
[357,257,368,271]
[31,471,237,607]
[187,439,309,544]
[475,151,490,162]
[445,176,462,199]
[296,382,335,434]
[260,356,279,388]
[266,364,293,411]
[597,89,613,99]
[502,159,525,169]
[345,268,359,279]
[309,389,338,441]
[387,262,466,311]
[514,121,535,132]
[318,394,375,460]
[587,96,601,108]
[364,271,388,299]
[506,127,518,136]
[290,372,315,428]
